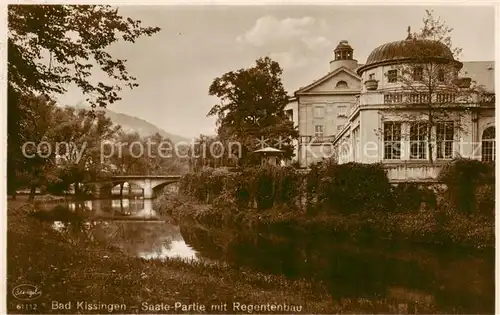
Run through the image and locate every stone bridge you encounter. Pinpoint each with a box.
[96,175,181,199]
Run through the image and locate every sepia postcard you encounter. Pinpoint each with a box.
[4,2,497,314]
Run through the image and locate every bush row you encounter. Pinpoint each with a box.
[179,158,495,217]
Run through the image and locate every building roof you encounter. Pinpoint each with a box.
[295,66,360,95]
[334,40,353,52]
[461,61,495,93]
[254,147,283,154]
[357,39,458,75]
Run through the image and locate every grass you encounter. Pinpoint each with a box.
[6,200,446,314]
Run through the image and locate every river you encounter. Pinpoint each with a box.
[34,198,494,314]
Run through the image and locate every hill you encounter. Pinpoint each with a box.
[72,103,191,144]
[102,109,191,144]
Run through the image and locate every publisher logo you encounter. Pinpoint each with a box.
[12,284,42,301]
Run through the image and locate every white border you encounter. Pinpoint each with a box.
[0,2,498,315]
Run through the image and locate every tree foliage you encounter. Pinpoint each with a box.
[109,131,186,176]
[207,57,298,165]
[13,95,122,198]
[8,5,160,107]
[8,5,161,194]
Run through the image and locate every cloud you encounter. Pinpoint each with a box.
[237,16,315,47]
[269,51,308,69]
[237,16,332,69]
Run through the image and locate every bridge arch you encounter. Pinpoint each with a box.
[96,175,181,199]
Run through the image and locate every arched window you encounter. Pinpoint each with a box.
[336,80,348,89]
[482,126,495,162]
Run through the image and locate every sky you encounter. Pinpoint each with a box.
[56,5,496,139]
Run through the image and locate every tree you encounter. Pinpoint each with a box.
[15,94,61,200]
[8,5,160,194]
[53,108,121,195]
[207,57,298,165]
[110,131,146,175]
[188,134,239,171]
[381,10,484,164]
[8,5,160,107]
[142,132,185,175]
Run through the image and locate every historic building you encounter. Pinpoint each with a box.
[285,37,495,182]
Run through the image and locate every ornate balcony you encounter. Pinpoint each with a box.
[383,92,460,105]
[384,162,443,183]
[480,93,495,104]
[299,135,336,144]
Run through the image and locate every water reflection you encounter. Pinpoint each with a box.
[140,240,197,260]
[50,219,198,260]
[41,199,198,260]
[179,225,495,314]
[38,199,494,314]
[40,198,159,220]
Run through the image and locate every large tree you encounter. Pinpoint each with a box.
[52,108,121,195]
[207,57,298,165]
[8,5,160,106]
[382,10,487,164]
[15,95,60,199]
[8,5,160,193]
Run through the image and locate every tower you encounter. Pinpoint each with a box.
[329,40,358,72]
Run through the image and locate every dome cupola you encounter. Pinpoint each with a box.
[329,40,358,72]
[334,40,354,60]
[357,28,462,75]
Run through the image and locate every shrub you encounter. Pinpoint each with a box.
[306,161,394,214]
[274,166,302,209]
[438,158,494,215]
[392,183,423,212]
[179,166,304,211]
[305,158,336,210]
[476,183,495,218]
[255,167,275,210]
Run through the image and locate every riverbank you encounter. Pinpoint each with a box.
[9,194,68,203]
[156,193,494,250]
[7,200,446,314]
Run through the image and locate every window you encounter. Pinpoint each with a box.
[314,106,325,118]
[437,122,454,159]
[387,70,397,83]
[336,81,348,88]
[410,122,427,160]
[285,109,293,121]
[315,125,324,138]
[384,122,401,159]
[413,66,423,81]
[438,69,445,82]
[482,127,495,162]
[369,73,375,80]
[352,126,360,161]
[337,105,347,117]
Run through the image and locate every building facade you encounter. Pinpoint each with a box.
[289,38,495,182]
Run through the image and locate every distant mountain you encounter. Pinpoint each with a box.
[102,109,191,144]
[73,103,191,144]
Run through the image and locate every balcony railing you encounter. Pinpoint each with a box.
[384,93,459,104]
[299,135,336,144]
[480,93,495,104]
[384,163,443,183]
[382,92,497,105]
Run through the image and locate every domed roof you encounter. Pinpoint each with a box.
[357,38,460,75]
[335,40,352,51]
